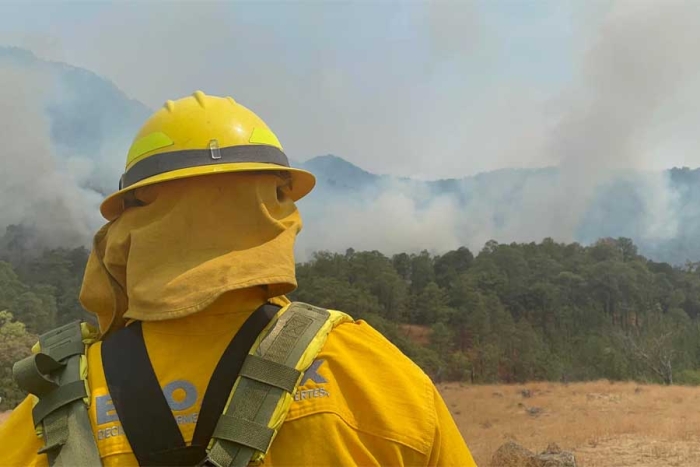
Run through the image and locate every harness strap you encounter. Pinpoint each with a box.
[38,411,70,455]
[206,303,330,467]
[33,380,87,424]
[102,303,280,466]
[212,415,274,452]
[13,321,101,467]
[238,355,300,393]
[13,353,64,396]
[191,304,281,448]
[102,321,187,466]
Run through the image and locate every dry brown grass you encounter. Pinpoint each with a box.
[3,381,700,465]
[440,380,700,466]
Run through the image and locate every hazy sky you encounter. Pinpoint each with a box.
[1,0,699,180]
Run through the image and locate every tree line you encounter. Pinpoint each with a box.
[291,238,700,387]
[2,225,700,409]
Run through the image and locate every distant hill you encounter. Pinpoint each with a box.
[2,47,699,265]
[0,47,151,141]
[300,154,381,190]
[296,154,700,265]
[0,46,151,195]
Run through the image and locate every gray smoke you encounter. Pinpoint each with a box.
[0,65,103,248]
[297,1,700,258]
[527,0,700,242]
[296,180,464,259]
[2,1,700,261]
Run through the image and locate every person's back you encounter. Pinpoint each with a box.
[0,91,476,467]
[3,291,473,466]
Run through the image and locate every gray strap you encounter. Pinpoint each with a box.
[120,145,290,189]
[38,408,70,456]
[48,339,85,363]
[40,401,103,467]
[208,303,330,467]
[18,321,102,467]
[13,353,65,396]
[33,380,87,424]
[239,355,301,393]
[212,415,275,452]
[39,321,86,362]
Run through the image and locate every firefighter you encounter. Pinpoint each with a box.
[0,91,477,466]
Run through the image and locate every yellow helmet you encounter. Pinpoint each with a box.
[100,90,316,220]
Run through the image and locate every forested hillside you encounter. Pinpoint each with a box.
[2,226,700,409]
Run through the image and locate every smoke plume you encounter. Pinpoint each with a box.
[0,64,103,249]
[530,0,700,242]
[1,1,700,264]
[298,1,700,259]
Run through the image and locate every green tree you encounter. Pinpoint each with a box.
[411,282,451,324]
[392,253,412,282]
[430,322,454,356]
[0,310,37,409]
[0,261,28,310]
[434,247,473,288]
[409,251,434,295]
[347,251,408,320]
[11,289,57,333]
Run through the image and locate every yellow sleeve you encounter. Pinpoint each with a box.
[0,397,49,467]
[428,385,478,466]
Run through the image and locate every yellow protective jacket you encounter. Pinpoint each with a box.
[0,290,477,467]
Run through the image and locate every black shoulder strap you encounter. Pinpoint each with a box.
[103,321,188,466]
[102,303,280,466]
[192,304,280,447]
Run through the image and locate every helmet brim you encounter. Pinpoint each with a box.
[100,162,316,221]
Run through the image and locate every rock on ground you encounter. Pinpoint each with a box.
[491,441,576,467]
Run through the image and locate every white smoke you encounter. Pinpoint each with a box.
[296,180,463,259]
[300,0,700,258]
[529,0,700,242]
[0,65,103,248]
[1,1,700,262]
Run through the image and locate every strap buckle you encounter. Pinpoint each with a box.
[197,456,223,467]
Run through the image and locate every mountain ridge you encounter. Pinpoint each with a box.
[2,46,700,265]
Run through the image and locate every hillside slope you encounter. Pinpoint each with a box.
[2,47,700,264]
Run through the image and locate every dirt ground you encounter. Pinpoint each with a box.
[441,380,700,466]
[3,381,700,466]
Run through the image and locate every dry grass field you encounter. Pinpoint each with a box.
[3,381,700,465]
[441,380,700,466]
